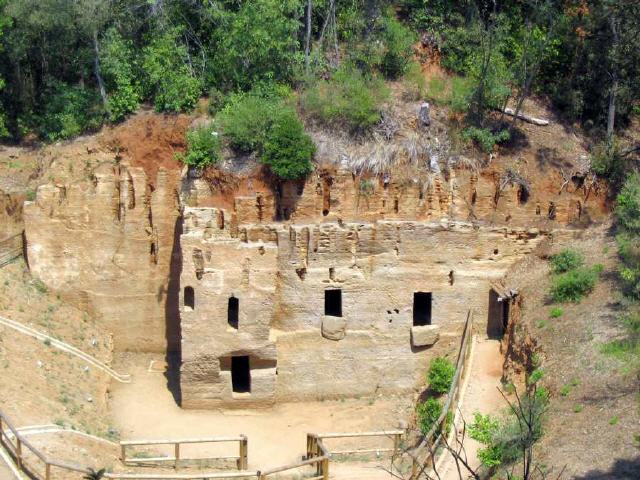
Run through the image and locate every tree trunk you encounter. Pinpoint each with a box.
[607,76,618,141]
[607,15,620,142]
[305,0,312,71]
[93,31,108,110]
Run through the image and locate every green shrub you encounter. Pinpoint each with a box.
[427,357,455,394]
[261,114,315,180]
[218,91,294,153]
[379,14,416,79]
[101,28,142,122]
[416,397,442,435]
[301,68,389,133]
[461,127,510,153]
[143,29,202,113]
[617,173,640,234]
[207,88,228,116]
[468,413,502,467]
[177,124,221,168]
[550,249,584,273]
[550,266,600,303]
[38,82,103,141]
[549,307,563,318]
[402,62,426,100]
[470,383,548,469]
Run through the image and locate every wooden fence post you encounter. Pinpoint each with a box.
[16,438,22,469]
[174,442,180,469]
[45,462,51,480]
[120,443,126,463]
[322,457,329,480]
[239,436,248,470]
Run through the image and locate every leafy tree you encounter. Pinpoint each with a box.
[37,81,102,141]
[379,13,416,79]
[207,0,304,90]
[142,28,202,113]
[261,114,316,180]
[100,28,141,122]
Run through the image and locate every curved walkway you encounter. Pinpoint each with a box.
[438,337,504,480]
[0,315,131,383]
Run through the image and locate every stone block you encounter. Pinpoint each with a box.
[322,316,347,341]
[411,325,440,347]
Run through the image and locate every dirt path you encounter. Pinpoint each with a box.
[438,338,504,480]
[110,354,415,478]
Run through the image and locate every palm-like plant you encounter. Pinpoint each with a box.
[83,468,106,480]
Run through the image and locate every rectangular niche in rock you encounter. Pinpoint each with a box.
[231,355,251,393]
[184,286,195,310]
[413,292,432,326]
[228,296,239,329]
[324,289,342,317]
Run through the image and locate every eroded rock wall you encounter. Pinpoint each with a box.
[185,166,602,228]
[23,163,181,352]
[180,205,544,408]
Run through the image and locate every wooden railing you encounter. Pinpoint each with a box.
[409,310,474,479]
[0,315,131,383]
[0,310,475,480]
[0,232,23,268]
[121,436,248,470]
[309,430,404,456]
[258,435,329,480]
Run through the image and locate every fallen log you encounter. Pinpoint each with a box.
[501,107,550,126]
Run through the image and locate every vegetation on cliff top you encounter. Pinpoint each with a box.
[0,0,637,153]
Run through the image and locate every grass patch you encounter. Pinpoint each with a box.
[536,319,548,329]
[549,307,563,318]
[301,67,389,134]
[573,404,583,413]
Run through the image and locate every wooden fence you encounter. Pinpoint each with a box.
[0,232,23,268]
[121,436,248,470]
[258,434,329,480]
[0,310,475,480]
[308,430,404,456]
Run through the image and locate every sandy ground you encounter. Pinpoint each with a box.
[438,338,505,480]
[110,353,416,478]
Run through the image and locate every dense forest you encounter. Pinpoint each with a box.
[0,0,637,142]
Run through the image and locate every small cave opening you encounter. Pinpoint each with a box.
[449,270,455,285]
[228,296,239,329]
[324,289,342,317]
[413,292,432,326]
[231,356,251,393]
[184,286,195,310]
[517,185,529,204]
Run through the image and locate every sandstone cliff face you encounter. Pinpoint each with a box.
[24,163,181,352]
[179,203,544,408]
